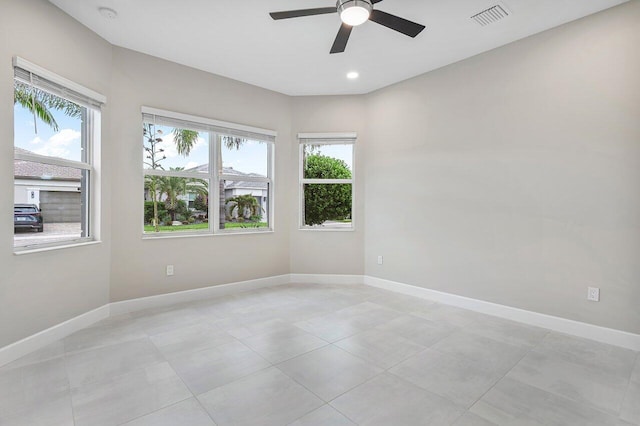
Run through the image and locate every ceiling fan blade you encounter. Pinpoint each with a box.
[369,9,425,38]
[371,0,384,3]
[330,23,353,54]
[270,7,336,20]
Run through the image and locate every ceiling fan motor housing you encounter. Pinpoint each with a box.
[337,0,373,26]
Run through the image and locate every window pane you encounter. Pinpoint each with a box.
[220,179,269,230]
[221,138,268,176]
[143,123,209,173]
[144,176,210,233]
[304,183,352,227]
[14,82,86,162]
[303,144,353,179]
[14,160,89,248]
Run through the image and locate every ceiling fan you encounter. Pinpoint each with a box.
[270,0,426,54]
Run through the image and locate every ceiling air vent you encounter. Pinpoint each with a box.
[471,4,510,26]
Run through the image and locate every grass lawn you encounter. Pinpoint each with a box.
[144,222,268,232]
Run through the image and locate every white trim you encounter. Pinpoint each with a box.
[216,227,274,235]
[13,240,100,255]
[109,274,290,315]
[298,132,357,140]
[363,275,640,352]
[298,136,356,230]
[219,174,270,183]
[0,275,288,367]
[301,178,353,185]
[290,274,363,285]
[14,152,92,171]
[3,273,639,368]
[143,169,209,179]
[13,57,107,104]
[0,305,109,367]
[142,106,277,138]
[142,229,274,240]
[142,117,274,237]
[297,227,354,232]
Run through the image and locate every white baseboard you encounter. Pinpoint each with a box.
[110,274,291,315]
[0,275,289,368]
[0,304,110,367]
[3,273,638,368]
[364,275,640,352]
[290,273,364,285]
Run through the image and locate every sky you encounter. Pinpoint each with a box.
[14,102,83,162]
[143,124,269,176]
[15,97,353,176]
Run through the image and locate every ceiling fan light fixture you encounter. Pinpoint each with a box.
[337,0,372,27]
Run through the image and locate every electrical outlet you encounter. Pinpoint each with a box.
[587,287,599,302]
[166,265,174,276]
[377,255,383,265]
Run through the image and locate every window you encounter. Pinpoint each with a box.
[299,133,355,230]
[13,58,104,251]
[142,108,275,236]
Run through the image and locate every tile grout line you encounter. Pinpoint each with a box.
[463,329,553,418]
[6,283,638,425]
[617,351,640,424]
[114,394,196,426]
[62,352,78,426]
[132,330,220,426]
[519,331,636,417]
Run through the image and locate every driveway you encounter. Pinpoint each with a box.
[14,222,82,248]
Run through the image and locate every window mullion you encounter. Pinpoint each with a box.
[219,174,270,183]
[13,62,102,252]
[142,113,274,236]
[212,132,220,233]
[299,136,355,230]
[143,169,207,179]
[301,178,352,185]
[14,153,92,171]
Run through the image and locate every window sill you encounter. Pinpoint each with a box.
[13,240,101,255]
[299,227,354,232]
[142,229,274,240]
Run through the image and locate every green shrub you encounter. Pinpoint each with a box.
[144,201,169,224]
[304,155,352,225]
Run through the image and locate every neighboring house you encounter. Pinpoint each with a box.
[14,147,82,223]
[220,167,268,219]
[144,165,268,219]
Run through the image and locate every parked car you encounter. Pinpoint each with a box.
[14,204,44,232]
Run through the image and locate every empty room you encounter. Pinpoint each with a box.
[1,0,639,425]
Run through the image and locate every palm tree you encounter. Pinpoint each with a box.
[172,129,199,156]
[218,136,244,229]
[144,122,245,230]
[14,81,82,132]
[226,194,262,222]
[157,168,208,222]
[144,124,202,230]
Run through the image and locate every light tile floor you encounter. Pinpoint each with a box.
[0,283,638,426]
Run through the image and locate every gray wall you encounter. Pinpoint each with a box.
[364,2,640,334]
[109,47,293,302]
[1,0,638,348]
[0,0,112,348]
[290,96,366,275]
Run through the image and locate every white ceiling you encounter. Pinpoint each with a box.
[48,0,627,96]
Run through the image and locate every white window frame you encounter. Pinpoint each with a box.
[142,107,276,238]
[298,132,356,231]
[13,57,104,253]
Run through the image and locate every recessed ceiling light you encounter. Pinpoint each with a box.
[98,7,118,20]
[338,0,372,27]
[347,71,359,79]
